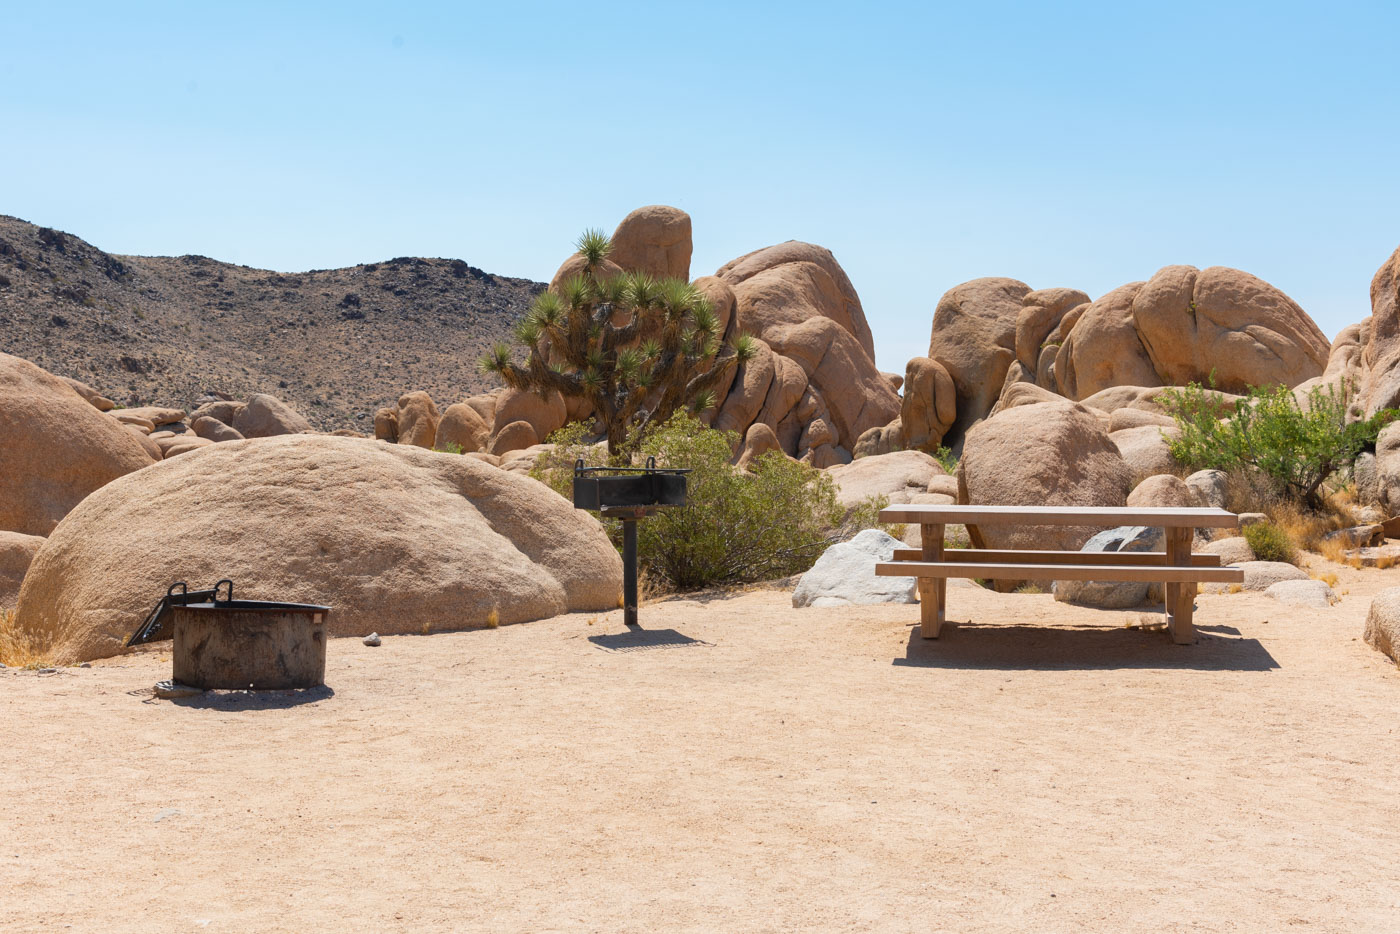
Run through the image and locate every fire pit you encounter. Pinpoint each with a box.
[129,580,331,690]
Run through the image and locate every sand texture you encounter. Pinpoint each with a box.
[2,565,1399,932]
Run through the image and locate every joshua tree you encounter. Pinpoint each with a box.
[481,229,756,457]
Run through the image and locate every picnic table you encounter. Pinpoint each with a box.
[874,505,1245,645]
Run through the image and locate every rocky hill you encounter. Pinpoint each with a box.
[0,215,539,431]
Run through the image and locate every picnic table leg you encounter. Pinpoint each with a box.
[1165,527,1195,644]
[919,523,946,639]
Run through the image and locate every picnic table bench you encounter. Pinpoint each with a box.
[874,505,1245,645]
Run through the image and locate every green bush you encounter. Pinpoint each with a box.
[1243,521,1296,564]
[1159,380,1397,509]
[533,414,886,591]
[933,445,958,476]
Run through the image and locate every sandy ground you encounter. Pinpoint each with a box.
[3,563,1399,933]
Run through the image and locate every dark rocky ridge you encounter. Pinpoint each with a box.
[0,215,540,430]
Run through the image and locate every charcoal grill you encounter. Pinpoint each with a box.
[573,458,689,626]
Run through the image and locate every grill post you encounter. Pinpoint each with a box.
[622,517,638,627]
[572,457,688,629]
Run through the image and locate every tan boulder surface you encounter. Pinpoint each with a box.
[489,419,540,456]
[232,393,312,438]
[1127,474,1196,508]
[1360,244,1400,416]
[957,401,1131,552]
[826,450,946,511]
[1364,586,1400,664]
[717,241,875,356]
[713,241,897,452]
[1055,283,1160,399]
[191,415,245,443]
[607,205,692,281]
[395,390,440,449]
[900,356,957,453]
[435,402,491,453]
[492,388,567,447]
[0,352,157,535]
[1014,288,1090,371]
[374,406,399,442]
[114,405,185,427]
[59,376,115,411]
[735,423,782,472]
[0,530,44,609]
[1131,265,1328,393]
[1110,425,1182,486]
[928,277,1030,440]
[12,435,623,664]
[190,399,245,427]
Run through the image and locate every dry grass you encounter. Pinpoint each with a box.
[485,607,500,629]
[0,607,51,669]
[1012,583,1045,595]
[1312,570,1340,588]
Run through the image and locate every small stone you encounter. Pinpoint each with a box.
[1264,579,1338,608]
[37,667,57,674]
[79,663,91,668]
[1321,525,1383,549]
[153,680,204,699]
[362,632,382,647]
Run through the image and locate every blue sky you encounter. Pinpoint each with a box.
[3,0,1398,373]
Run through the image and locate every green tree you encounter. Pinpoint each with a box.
[481,229,755,456]
[1159,380,1397,509]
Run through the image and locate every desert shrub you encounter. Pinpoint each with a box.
[0,608,50,669]
[1243,521,1297,564]
[1159,380,1397,509]
[533,414,885,591]
[933,445,958,475]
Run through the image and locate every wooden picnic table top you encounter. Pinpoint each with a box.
[877,504,1239,529]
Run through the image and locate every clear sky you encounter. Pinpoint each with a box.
[4,0,1398,374]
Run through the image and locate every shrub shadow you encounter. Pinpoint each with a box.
[893,624,1278,672]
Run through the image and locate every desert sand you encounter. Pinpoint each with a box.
[3,565,1399,933]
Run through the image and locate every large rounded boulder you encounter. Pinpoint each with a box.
[1360,244,1400,416]
[0,530,44,609]
[927,277,1029,441]
[1056,266,1328,400]
[1131,265,1328,392]
[715,241,898,452]
[13,435,623,663]
[0,352,156,535]
[607,205,692,281]
[956,401,1132,552]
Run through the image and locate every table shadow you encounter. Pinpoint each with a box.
[893,624,1278,672]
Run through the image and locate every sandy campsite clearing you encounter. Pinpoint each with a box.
[3,567,1400,933]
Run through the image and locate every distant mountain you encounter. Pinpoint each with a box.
[0,215,541,431]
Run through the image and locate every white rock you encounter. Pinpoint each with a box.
[362,632,382,647]
[1054,525,1162,609]
[1264,579,1338,608]
[792,529,917,608]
